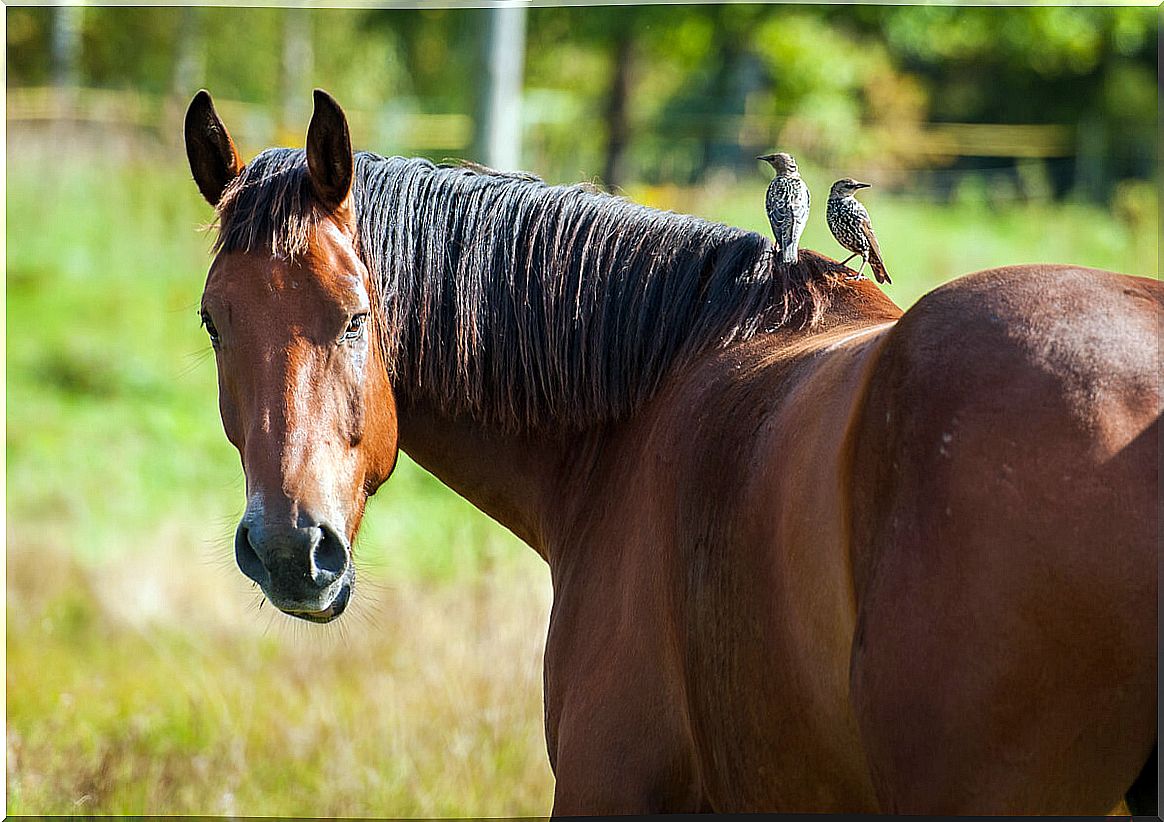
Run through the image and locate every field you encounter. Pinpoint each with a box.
[6,144,1156,815]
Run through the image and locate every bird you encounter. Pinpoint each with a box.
[758,152,810,265]
[826,178,891,284]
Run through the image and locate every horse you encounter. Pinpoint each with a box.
[184,89,1159,815]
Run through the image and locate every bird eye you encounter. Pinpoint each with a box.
[343,312,368,341]
[200,311,221,346]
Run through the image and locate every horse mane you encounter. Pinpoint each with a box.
[214,148,845,431]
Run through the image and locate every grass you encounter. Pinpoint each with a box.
[6,145,1156,815]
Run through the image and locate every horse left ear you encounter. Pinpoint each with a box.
[306,89,353,212]
[185,89,243,207]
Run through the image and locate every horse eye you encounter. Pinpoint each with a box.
[200,311,220,345]
[343,312,368,341]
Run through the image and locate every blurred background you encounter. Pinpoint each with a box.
[6,3,1158,816]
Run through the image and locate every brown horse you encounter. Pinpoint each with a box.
[185,89,1159,815]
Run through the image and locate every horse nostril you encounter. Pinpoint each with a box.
[310,523,349,586]
[235,522,270,587]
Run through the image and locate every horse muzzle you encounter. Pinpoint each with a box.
[234,513,354,622]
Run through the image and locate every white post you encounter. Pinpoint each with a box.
[282,4,314,135]
[484,4,527,171]
[173,7,205,101]
[52,5,84,90]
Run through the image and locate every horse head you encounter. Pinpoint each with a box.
[185,90,398,622]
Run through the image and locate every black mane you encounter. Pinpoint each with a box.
[214,148,842,430]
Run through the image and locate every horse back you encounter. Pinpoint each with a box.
[846,265,1160,813]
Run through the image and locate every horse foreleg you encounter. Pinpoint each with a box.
[549,710,706,815]
[543,593,705,814]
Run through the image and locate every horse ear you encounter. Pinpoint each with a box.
[306,89,353,212]
[184,90,243,207]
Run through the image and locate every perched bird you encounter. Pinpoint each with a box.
[758,152,810,265]
[826,178,891,284]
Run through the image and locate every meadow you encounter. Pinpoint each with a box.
[6,141,1156,816]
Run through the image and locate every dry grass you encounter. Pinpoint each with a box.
[6,532,556,817]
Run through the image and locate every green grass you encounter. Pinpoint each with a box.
[6,151,1156,815]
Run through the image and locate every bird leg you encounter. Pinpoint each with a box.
[856,256,868,276]
[839,252,858,267]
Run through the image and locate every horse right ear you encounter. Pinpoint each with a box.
[305,88,354,212]
[185,90,243,207]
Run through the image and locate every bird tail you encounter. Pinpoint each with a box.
[869,248,891,284]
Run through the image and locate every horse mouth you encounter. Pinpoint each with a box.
[278,577,353,624]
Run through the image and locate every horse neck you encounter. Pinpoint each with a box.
[390,277,900,565]
[393,395,589,559]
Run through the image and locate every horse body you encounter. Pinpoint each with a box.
[399,267,1159,814]
[185,90,1159,815]
[847,266,1159,814]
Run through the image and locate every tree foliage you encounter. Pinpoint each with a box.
[6,4,1155,198]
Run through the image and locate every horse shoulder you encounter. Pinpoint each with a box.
[645,325,896,810]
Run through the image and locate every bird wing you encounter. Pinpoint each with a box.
[860,212,891,284]
[859,213,880,258]
[767,179,796,247]
[792,180,810,223]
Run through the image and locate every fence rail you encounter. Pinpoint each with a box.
[10,85,1080,162]
[6,86,474,152]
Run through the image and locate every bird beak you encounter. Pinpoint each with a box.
[756,154,774,162]
[855,182,871,189]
